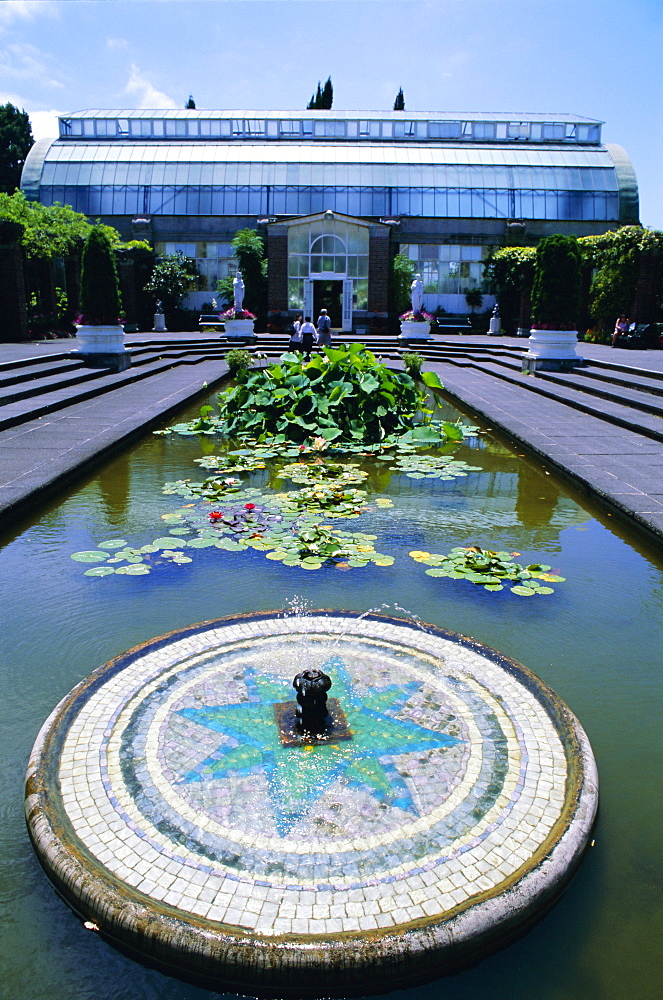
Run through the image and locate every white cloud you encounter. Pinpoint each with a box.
[125,64,177,110]
[28,108,62,140]
[106,37,128,52]
[0,42,64,90]
[0,1,59,29]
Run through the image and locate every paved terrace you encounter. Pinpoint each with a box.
[1,331,663,547]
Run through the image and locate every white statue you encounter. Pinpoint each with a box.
[411,273,424,314]
[233,272,245,312]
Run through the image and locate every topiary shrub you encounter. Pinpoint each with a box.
[531,235,581,330]
[80,225,122,324]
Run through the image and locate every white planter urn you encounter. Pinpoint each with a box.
[522,329,583,373]
[224,319,255,340]
[399,320,431,341]
[526,329,580,360]
[75,325,130,370]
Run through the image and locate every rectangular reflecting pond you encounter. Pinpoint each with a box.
[1,394,661,1000]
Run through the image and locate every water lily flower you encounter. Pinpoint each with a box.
[209,511,223,521]
[244,503,256,510]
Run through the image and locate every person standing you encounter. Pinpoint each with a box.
[289,314,303,351]
[316,308,332,348]
[300,316,317,360]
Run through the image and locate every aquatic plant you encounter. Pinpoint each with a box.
[409,545,565,595]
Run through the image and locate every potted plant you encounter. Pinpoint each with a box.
[76,225,130,370]
[524,235,583,371]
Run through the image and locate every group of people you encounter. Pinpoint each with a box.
[288,310,332,358]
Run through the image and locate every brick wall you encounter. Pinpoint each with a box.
[267,228,288,312]
[368,228,390,313]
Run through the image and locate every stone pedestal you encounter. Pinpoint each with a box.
[398,320,431,343]
[522,329,583,372]
[75,325,131,371]
[224,319,257,343]
[153,313,167,332]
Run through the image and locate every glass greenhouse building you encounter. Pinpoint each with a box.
[22,109,639,325]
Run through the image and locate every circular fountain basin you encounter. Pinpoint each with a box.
[25,612,598,996]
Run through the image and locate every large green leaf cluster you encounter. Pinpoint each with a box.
[531,235,581,329]
[217,344,431,443]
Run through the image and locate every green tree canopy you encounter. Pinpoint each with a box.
[0,104,34,194]
[0,190,120,258]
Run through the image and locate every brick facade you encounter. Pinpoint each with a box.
[367,227,390,314]
[266,228,288,312]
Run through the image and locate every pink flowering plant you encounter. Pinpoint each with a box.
[399,309,435,323]
[220,307,256,321]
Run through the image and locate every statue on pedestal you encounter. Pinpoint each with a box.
[233,272,245,312]
[411,274,424,314]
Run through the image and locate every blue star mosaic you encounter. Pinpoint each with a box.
[177,655,461,835]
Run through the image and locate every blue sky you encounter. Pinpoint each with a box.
[1,0,661,228]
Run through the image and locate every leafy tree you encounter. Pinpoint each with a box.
[144,252,198,316]
[483,246,536,332]
[0,190,119,258]
[465,288,484,314]
[307,77,333,110]
[531,235,581,329]
[0,103,34,194]
[393,88,405,111]
[186,95,196,109]
[579,227,663,332]
[80,226,122,324]
[218,228,267,314]
[392,253,416,314]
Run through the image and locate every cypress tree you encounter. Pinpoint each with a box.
[393,88,405,111]
[321,77,333,109]
[80,226,122,325]
[185,95,196,109]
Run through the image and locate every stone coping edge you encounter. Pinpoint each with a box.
[25,611,599,998]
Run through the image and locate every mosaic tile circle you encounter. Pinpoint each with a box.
[26,612,598,996]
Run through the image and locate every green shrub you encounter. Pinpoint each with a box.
[225,348,253,376]
[80,225,122,324]
[402,352,423,379]
[531,235,581,330]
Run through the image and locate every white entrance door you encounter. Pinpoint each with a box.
[342,279,353,331]
[303,279,313,321]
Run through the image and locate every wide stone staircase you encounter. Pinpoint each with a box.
[2,334,663,447]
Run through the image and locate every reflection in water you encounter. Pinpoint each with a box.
[516,460,560,531]
[96,454,131,525]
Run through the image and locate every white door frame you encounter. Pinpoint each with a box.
[342,279,353,331]
[303,279,313,320]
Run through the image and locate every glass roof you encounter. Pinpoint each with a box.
[63,109,603,125]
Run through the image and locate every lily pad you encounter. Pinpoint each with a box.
[98,539,127,549]
[510,585,536,596]
[83,566,116,577]
[71,550,111,563]
[115,564,151,576]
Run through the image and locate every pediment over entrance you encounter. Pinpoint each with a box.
[266,211,390,231]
